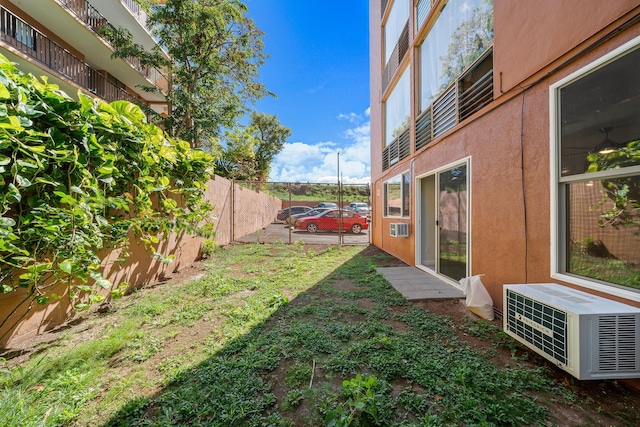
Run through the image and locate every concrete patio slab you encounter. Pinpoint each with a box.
[376,266,464,300]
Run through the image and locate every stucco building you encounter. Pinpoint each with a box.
[370,0,640,312]
[0,0,168,115]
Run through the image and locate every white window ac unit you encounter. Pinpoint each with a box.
[503,283,640,380]
[389,222,409,237]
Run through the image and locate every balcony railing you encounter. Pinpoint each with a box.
[0,7,140,105]
[120,0,150,29]
[381,0,390,19]
[58,0,162,84]
[382,127,410,171]
[413,49,493,156]
[382,48,494,171]
[382,20,409,93]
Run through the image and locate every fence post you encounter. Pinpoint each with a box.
[287,182,292,245]
[231,179,235,242]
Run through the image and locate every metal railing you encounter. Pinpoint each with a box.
[58,0,162,83]
[382,21,409,93]
[0,7,140,104]
[382,127,410,171]
[382,48,494,171]
[120,0,150,29]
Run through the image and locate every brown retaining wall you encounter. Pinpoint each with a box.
[0,175,281,348]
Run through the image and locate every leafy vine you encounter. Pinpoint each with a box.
[0,54,215,335]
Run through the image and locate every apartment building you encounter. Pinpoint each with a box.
[370,0,640,312]
[0,0,168,115]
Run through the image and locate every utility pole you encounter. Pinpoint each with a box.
[337,152,343,245]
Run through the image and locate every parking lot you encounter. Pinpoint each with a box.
[236,222,371,245]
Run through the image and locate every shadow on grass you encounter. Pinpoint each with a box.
[102,244,556,426]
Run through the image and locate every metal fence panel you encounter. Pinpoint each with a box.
[233,181,371,245]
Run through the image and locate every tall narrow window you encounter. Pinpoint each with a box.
[384,171,410,217]
[553,39,640,294]
[384,0,409,64]
[385,67,410,146]
[419,0,493,112]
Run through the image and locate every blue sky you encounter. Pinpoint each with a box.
[245,0,370,184]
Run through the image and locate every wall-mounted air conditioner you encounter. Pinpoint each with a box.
[503,283,640,380]
[389,223,409,237]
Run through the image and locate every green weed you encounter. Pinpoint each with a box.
[1,243,614,427]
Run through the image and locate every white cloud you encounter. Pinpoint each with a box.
[337,112,360,123]
[269,108,371,184]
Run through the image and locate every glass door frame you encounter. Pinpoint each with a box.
[415,157,472,286]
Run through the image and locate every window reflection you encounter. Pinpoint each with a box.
[439,165,467,281]
[567,178,640,289]
[385,68,410,145]
[384,0,409,64]
[385,172,410,217]
[560,47,640,177]
[419,0,494,111]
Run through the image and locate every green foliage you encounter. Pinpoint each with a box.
[103,0,268,148]
[1,244,602,427]
[261,182,371,202]
[201,238,219,258]
[218,112,291,182]
[587,139,640,229]
[325,375,394,427]
[0,54,215,331]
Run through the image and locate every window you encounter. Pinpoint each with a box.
[419,0,493,112]
[552,37,640,297]
[416,0,432,30]
[384,172,410,217]
[385,67,410,146]
[384,0,409,64]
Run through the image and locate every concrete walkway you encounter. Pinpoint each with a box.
[377,266,464,300]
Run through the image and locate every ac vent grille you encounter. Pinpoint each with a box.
[506,289,567,365]
[389,223,409,237]
[598,315,638,372]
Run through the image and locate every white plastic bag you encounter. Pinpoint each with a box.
[459,274,494,320]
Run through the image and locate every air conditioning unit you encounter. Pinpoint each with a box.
[503,283,640,380]
[389,222,409,237]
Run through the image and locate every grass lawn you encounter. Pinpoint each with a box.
[1,243,639,426]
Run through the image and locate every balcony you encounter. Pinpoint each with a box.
[382,21,409,93]
[382,48,493,172]
[0,7,140,105]
[58,0,161,84]
[2,0,166,105]
[413,49,493,156]
[382,127,410,171]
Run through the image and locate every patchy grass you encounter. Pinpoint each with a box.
[1,243,639,426]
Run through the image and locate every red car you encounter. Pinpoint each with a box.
[295,209,369,234]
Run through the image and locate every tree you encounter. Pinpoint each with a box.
[219,112,290,182]
[102,0,269,148]
[439,0,494,91]
[250,112,291,182]
[587,140,640,229]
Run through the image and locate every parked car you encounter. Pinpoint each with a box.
[286,207,330,226]
[345,202,371,215]
[313,202,338,209]
[295,209,369,234]
[276,206,312,222]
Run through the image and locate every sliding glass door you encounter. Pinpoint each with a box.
[419,162,469,282]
